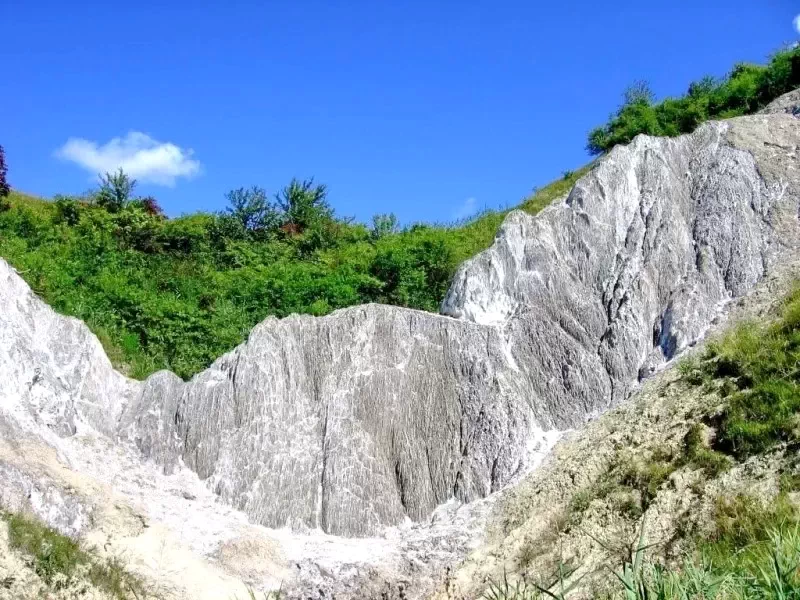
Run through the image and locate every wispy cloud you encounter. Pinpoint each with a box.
[453,197,478,220]
[56,131,201,186]
[795,14,800,34]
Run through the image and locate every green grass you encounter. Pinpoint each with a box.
[0,168,589,381]
[519,165,592,214]
[683,286,800,460]
[2,511,147,598]
[681,424,731,477]
[489,495,800,600]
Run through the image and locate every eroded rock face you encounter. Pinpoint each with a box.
[0,261,135,439]
[443,115,800,400]
[1,109,799,540]
[121,306,545,536]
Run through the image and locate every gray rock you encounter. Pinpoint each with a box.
[760,89,800,116]
[1,105,799,539]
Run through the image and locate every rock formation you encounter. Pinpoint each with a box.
[3,109,800,540]
[0,96,799,586]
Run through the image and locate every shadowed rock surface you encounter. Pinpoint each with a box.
[2,108,799,541]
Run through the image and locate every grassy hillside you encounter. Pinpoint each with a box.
[0,170,587,380]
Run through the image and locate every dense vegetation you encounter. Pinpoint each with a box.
[0,168,587,379]
[587,45,800,154]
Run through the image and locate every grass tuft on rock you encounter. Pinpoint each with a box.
[2,511,148,599]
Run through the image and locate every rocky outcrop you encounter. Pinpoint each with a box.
[120,306,547,537]
[435,255,800,600]
[1,106,799,543]
[761,88,800,116]
[0,261,135,439]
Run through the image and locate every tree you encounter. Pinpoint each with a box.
[371,213,399,239]
[275,178,333,234]
[0,144,10,198]
[96,168,136,212]
[687,76,717,99]
[224,186,279,233]
[138,196,165,218]
[623,80,655,107]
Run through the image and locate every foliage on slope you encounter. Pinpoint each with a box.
[681,284,800,460]
[587,45,800,154]
[0,171,585,380]
[0,511,147,599]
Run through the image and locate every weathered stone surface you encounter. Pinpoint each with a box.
[1,106,799,543]
[443,116,800,403]
[760,88,800,116]
[121,305,547,537]
[0,260,135,438]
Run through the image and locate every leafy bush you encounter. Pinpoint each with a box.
[96,168,136,213]
[587,46,800,154]
[225,186,279,234]
[53,195,81,226]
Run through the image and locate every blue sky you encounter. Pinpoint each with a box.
[1,1,798,225]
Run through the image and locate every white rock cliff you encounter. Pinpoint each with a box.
[1,98,799,597]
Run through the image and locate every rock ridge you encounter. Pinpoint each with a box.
[1,108,799,538]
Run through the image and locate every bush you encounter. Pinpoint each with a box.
[225,186,279,234]
[96,169,136,213]
[53,195,81,226]
[587,46,800,155]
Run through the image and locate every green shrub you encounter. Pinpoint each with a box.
[53,195,81,226]
[588,46,800,155]
[96,168,136,213]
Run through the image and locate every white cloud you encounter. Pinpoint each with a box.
[795,14,800,34]
[453,197,477,220]
[56,131,201,186]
